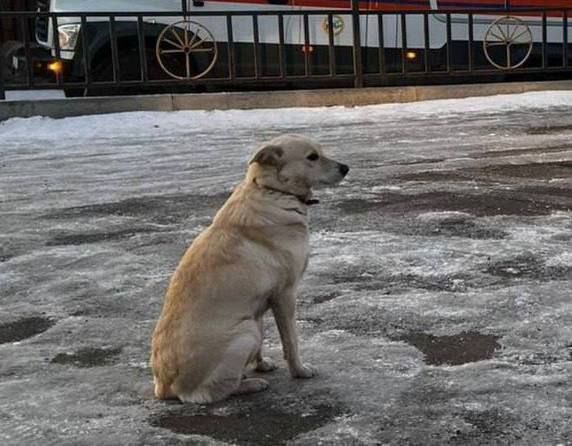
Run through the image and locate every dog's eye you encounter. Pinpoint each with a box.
[306,153,319,161]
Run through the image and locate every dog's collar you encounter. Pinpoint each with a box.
[253,180,319,206]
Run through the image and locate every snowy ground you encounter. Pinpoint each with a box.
[0,92,571,445]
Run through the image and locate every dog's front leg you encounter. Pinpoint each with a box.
[255,317,277,372]
[270,289,316,379]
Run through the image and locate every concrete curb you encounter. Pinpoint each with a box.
[2,80,572,121]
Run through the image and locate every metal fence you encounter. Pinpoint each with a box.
[2,1,572,99]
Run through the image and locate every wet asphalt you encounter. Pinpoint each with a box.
[0,97,571,445]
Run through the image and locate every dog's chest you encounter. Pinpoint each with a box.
[243,224,309,283]
[290,237,309,269]
[274,228,309,277]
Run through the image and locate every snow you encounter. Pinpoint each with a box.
[2,90,572,143]
[0,91,571,445]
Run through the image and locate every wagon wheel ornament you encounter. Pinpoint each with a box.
[156,20,218,80]
[483,16,533,70]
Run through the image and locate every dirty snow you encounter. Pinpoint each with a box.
[0,91,571,445]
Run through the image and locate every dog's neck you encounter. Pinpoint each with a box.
[253,178,319,206]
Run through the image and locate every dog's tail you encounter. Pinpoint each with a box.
[153,376,176,400]
[151,360,178,400]
[150,342,178,400]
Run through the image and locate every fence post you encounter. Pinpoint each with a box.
[0,49,5,100]
[351,0,363,88]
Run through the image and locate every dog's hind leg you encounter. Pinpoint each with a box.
[176,320,267,403]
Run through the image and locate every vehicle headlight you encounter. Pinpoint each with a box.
[58,24,81,51]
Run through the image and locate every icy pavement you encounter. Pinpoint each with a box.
[0,91,571,445]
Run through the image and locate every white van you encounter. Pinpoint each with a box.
[34,0,567,92]
[35,0,365,86]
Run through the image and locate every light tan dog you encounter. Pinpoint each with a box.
[150,134,349,403]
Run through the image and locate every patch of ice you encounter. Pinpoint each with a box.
[546,252,572,267]
[416,211,474,221]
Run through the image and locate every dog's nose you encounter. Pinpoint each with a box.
[339,163,349,176]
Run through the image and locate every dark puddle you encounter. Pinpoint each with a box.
[450,408,528,444]
[0,316,55,344]
[486,253,572,281]
[398,159,572,182]
[337,190,566,217]
[0,254,14,263]
[0,243,21,263]
[311,291,342,304]
[519,185,572,199]
[43,192,229,225]
[397,218,508,240]
[50,347,122,368]
[517,351,569,366]
[478,144,572,158]
[46,227,160,246]
[398,331,501,366]
[475,161,572,180]
[150,404,340,445]
[337,198,378,214]
[390,274,473,293]
[325,265,474,293]
[397,171,468,182]
[526,124,572,135]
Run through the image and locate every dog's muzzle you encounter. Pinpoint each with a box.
[338,163,349,177]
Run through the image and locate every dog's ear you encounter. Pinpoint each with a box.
[249,145,284,167]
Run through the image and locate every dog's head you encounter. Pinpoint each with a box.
[247,134,349,200]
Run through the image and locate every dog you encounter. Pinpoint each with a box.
[150,134,349,403]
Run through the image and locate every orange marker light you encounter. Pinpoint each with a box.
[48,61,63,74]
[405,51,417,60]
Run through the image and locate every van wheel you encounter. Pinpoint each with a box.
[86,46,174,96]
[64,88,85,98]
[1,41,23,78]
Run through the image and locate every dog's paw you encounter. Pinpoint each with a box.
[255,357,278,373]
[291,364,317,379]
[233,378,270,395]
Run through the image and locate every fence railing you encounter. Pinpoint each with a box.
[2,3,572,99]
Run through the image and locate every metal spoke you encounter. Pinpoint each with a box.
[483,16,533,70]
[189,30,200,48]
[489,31,505,42]
[495,24,508,40]
[163,38,182,49]
[190,47,214,53]
[170,28,185,47]
[507,24,519,41]
[191,37,208,50]
[184,22,190,46]
[511,29,530,43]
[486,41,508,47]
[156,20,218,80]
